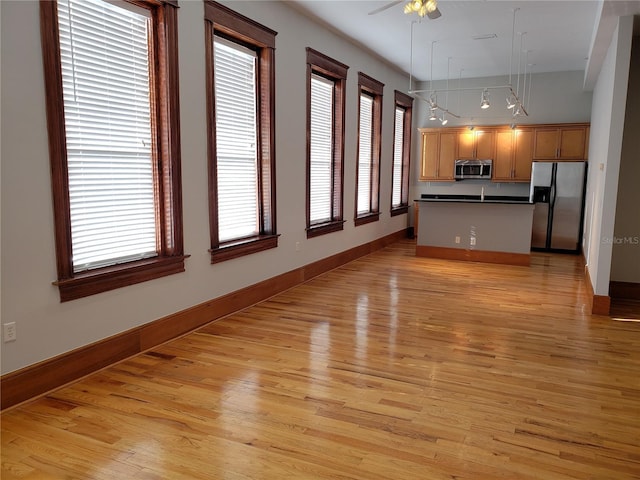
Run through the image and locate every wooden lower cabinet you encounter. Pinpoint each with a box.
[492,128,534,182]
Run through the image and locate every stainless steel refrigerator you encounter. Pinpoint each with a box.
[529,161,587,252]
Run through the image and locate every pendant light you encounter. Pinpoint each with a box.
[480,89,490,109]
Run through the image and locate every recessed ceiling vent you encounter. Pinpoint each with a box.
[472,33,498,40]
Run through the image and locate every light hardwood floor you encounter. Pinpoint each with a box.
[2,240,640,479]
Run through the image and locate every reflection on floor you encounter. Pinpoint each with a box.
[2,240,639,480]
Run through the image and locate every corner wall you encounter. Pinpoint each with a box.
[583,16,634,302]
[611,34,640,285]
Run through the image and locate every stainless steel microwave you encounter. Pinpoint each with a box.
[454,159,492,180]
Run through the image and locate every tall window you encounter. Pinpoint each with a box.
[357,94,374,215]
[41,0,185,302]
[205,1,277,263]
[355,72,383,226]
[306,48,348,238]
[214,39,258,242]
[391,91,414,216]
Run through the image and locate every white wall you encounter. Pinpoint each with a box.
[583,16,634,296]
[409,70,593,214]
[0,0,411,374]
[611,34,640,284]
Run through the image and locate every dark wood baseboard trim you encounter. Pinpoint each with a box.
[592,295,612,316]
[609,281,640,300]
[416,245,530,266]
[1,230,406,411]
[406,227,415,239]
[584,264,611,316]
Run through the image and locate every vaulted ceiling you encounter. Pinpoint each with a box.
[289,0,640,89]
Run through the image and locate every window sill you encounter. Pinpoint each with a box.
[354,212,380,227]
[209,234,279,264]
[390,205,409,217]
[54,255,190,302]
[306,220,345,238]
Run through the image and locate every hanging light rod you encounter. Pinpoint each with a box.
[409,84,515,94]
[413,92,462,118]
[409,86,528,116]
[405,5,530,120]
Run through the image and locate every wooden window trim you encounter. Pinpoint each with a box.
[391,90,413,217]
[390,205,410,217]
[40,0,187,302]
[204,1,278,263]
[354,212,381,227]
[355,72,383,226]
[306,48,349,238]
[209,235,279,264]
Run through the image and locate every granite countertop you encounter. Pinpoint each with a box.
[417,194,532,204]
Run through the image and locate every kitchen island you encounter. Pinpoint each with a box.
[415,195,534,266]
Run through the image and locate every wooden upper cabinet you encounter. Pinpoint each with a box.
[457,131,475,159]
[513,129,534,180]
[559,128,588,158]
[420,131,439,180]
[493,130,515,181]
[419,129,455,181]
[492,128,533,182]
[533,124,589,160]
[457,130,495,159]
[533,129,558,158]
[438,132,456,181]
[475,130,495,159]
[420,123,587,183]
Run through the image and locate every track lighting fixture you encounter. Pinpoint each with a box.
[480,89,490,109]
[429,92,437,109]
[513,103,523,117]
[406,7,531,122]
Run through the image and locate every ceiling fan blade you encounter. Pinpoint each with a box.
[368,0,403,16]
[427,6,442,19]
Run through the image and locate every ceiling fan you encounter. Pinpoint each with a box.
[368,0,442,19]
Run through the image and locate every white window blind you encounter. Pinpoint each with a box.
[357,93,374,214]
[392,106,405,207]
[214,37,259,242]
[57,0,157,273]
[309,74,334,224]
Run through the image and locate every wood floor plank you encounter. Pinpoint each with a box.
[2,239,640,479]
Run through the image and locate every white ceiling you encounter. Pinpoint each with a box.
[288,0,640,86]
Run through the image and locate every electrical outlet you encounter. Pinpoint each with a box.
[3,322,17,342]
[455,236,460,244]
[295,242,300,251]
[470,237,476,246]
